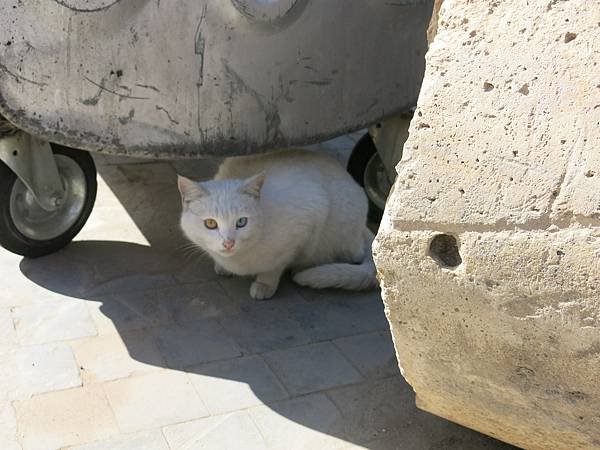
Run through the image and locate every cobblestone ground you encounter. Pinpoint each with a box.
[0,135,516,449]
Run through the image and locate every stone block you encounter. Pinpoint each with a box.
[12,301,97,345]
[263,342,363,396]
[16,343,81,397]
[162,412,266,450]
[374,0,600,448]
[14,385,119,450]
[188,355,288,414]
[103,370,209,433]
[248,394,348,450]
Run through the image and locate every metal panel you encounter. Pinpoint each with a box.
[0,0,432,158]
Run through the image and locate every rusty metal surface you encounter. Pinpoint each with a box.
[0,0,432,158]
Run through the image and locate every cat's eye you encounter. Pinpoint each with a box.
[204,218,218,229]
[236,217,248,228]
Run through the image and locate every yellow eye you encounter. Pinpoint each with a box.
[204,218,218,229]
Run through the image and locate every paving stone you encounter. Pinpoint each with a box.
[0,401,19,450]
[0,308,16,351]
[327,376,512,448]
[86,286,182,335]
[296,285,381,303]
[92,164,184,251]
[103,370,209,433]
[67,430,170,450]
[12,301,97,345]
[249,393,348,450]
[88,282,235,336]
[218,274,305,307]
[263,342,363,396]
[86,273,177,297]
[18,251,94,298]
[71,332,164,383]
[0,350,20,400]
[86,299,155,335]
[289,296,389,342]
[153,320,241,369]
[76,205,150,246]
[14,385,119,450]
[16,343,81,397]
[219,305,311,354]
[165,282,238,323]
[37,240,177,297]
[169,253,220,284]
[0,275,58,309]
[354,430,515,450]
[325,377,415,444]
[333,331,399,379]
[188,355,287,414]
[163,411,266,450]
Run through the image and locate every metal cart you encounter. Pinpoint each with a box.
[0,0,432,257]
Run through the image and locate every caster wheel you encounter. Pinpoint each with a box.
[347,133,392,223]
[0,144,97,258]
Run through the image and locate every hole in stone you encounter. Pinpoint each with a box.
[518,83,529,95]
[429,234,462,268]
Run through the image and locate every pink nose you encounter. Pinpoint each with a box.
[222,239,235,250]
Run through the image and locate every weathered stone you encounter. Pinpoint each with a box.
[162,412,267,450]
[374,1,600,449]
[14,385,119,450]
[16,343,81,397]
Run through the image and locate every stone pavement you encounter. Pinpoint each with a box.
[0,134,516,449]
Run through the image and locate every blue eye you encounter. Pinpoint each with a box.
[236,217,248,228]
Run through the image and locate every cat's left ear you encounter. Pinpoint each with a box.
[239,172,266,198]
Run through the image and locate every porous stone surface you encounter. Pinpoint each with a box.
[374,1,600,449]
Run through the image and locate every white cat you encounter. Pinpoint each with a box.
[178,149,377,300]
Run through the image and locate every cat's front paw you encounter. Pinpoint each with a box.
[250,281,277,300]
[214,263,233,277]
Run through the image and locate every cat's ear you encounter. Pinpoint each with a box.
[177,175,208,206]
[239,172,266,198]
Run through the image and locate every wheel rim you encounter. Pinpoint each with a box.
[363,152,392,211]
[9,155,87,241]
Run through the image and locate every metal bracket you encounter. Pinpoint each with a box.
[0,133,65,212]
[369,111,414,182]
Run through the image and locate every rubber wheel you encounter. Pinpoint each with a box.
[0,144,97,258]
[347,133,385,223]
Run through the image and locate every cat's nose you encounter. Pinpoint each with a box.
[222,239,235,250]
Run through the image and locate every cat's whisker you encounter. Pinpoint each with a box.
[177,242,209,261]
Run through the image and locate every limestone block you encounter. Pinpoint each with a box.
[374,1,600,449]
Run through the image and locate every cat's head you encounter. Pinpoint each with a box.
[177,173,265,257]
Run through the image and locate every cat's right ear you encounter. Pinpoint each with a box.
[177,175,208,207]
[239,172,266,198]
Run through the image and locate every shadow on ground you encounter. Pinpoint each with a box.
[17,158,517,449]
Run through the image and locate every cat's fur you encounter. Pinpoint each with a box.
[178,149,377,300]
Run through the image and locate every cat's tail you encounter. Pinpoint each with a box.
[293,228,378,291]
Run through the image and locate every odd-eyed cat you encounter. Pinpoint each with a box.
[178,149,377,300]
